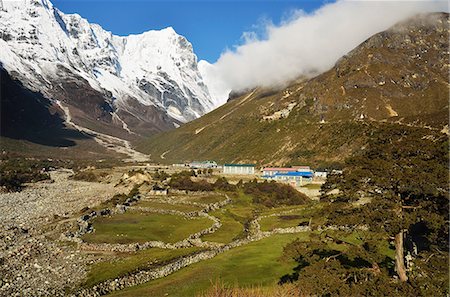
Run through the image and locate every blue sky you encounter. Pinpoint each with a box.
[52,0,329,62]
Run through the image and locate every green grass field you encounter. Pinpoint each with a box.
[202,192,261,244]
[324,230,395,260]
[225,191,260,219]
[78,191,387,297]
[108,233,310,297]
[258,203,323,231]
[259,205,305,216]
[84,247,202,287]
[77,195,395,297]
[82,212,213,244]
[259,202,322,216]
[182,194,227,205]
[201,209,244,243]
[137,200,203,213]
[259,215,309,231]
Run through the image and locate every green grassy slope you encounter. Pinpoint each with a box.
[108,233,308,297]
[138,86,374,167]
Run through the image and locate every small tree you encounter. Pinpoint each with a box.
[322,125,449,282]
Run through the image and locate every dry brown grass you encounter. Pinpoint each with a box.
[198,282,304,297]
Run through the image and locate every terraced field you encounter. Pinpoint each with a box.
[83,247,203,288]
[82,212,213,244]
[259,214,309,231]
[259,203,323,231]
[73,190,376,297]
[136,201,203,213]
[108,233,309,297]
[200,209,244,243]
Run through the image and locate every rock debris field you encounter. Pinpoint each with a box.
[0,170,122,297]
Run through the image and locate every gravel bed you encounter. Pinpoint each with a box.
[0,169,122,296]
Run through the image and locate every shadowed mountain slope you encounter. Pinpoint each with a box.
[0,68,125,160]
[0,68,88,147]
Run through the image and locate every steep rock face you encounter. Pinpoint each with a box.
[138,13,449,166]
[0,0,214,139]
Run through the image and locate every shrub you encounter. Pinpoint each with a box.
[71,170,98,182]
[0,157,51,192]
[243,180,308,207]
[169,176,236,192]
[153,170,169,181]
[213,177,236,191]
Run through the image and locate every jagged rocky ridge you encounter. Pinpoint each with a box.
[0,0,215,140]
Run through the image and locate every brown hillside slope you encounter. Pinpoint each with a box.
[138,13,449,167]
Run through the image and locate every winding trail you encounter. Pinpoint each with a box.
[56,101,150,162]
[160,150,171,159]
[219,89,256,120]
[193,89,256,135]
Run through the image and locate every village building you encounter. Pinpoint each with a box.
[314,171,328,179]
[264,171,313,187]
[292,165,311,172]
[189,160,218,169]
[262,165,314,187]
[262,166,312,176]
[223,164,255,175]
[262,167,298,176]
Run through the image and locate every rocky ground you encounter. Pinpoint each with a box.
[0,169,124,296]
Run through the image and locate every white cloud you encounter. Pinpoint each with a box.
[201,0,448,106]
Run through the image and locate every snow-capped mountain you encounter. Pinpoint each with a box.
[0,0,215,138]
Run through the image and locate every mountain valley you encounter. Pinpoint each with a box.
[0,2,448,297]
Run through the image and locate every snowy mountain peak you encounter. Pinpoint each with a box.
[0,0,216,135]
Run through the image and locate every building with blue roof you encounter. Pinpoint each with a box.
[262,170,313,187]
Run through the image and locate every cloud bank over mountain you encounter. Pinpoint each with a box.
[200,0,448,105]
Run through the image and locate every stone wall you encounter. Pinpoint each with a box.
[67,192,333,296]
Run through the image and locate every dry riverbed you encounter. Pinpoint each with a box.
[0,169,125,296]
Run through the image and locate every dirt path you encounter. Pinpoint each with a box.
[160,150,171,159]
[56,101,150,162]
[219,89,255,120]
[194,89,256,135]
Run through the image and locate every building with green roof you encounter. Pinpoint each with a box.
[223,163,255,175]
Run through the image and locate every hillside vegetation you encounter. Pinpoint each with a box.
[277,124,449,296]
[138,13,449,167]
